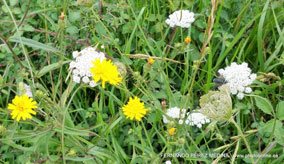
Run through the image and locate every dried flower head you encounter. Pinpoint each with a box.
[199,85,232,121]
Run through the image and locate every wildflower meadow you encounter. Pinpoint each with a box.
[0,0,284,163]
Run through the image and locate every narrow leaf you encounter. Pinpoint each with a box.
[36,61,69,78]
[9,36,60,53]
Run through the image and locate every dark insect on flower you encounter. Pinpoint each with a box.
[213,75,227,90]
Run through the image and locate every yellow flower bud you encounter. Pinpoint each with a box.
[184,37,191,44]
[147,57,155,65]
[168,128,176,136]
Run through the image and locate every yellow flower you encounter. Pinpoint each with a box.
[122,97,148,121]
[147,57,155,65]
[168,127,176,136]
[90,59,122,88]
[184,36,191,44]
[7,95,37,121]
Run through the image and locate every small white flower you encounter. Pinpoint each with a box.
[70,47,106,87]
[165,10,195,28]
[185,112,210,128]
[163,107,186,124]
[73,69,80,75]
[82,76,90,83]
[73,75,80,83]
[244,87,252,93]
[165,160,172,164]
[24,84,33,97]
[72,51,79,58]
[69,61,76,69]
[217,62,256,100]
[89,80,97,87]
[237,92,244,99]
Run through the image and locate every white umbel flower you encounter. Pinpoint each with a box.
[163,107,186,124]
[218,62,256,100]
[165,10,195,28]
[185,112,210,128]
[70,47,106,87]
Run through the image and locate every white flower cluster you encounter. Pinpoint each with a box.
[218,62,256,99]
[163,107,186,124]
[165,10,195,28]
[186,112,210,128]
[69,47,105,87]
[163,107,210,128]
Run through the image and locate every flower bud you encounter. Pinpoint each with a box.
[59,12,65,20]
[184,37,191,44]
[168,127,176,136]
[114,61,127,78]
[0,125,6,136]
[161,99,167,110]
[35,90,45,98]
[178,138,185,145]
[147,57,155,65]
[67,149,76,156]
[18,82,25,95]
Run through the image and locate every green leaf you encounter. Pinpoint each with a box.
[22,24,35,32]
[274,127,284,146]
[258,120,282,138]
[9,36,60,53]
[9,0,18,6]
[254,96,274,115]
[276,101,284,120]
[36,61,69,78]
[88,146,116,161]
[69,11,81,22]
[66,26,79,35]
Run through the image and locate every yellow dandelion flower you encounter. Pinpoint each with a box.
[168,127,176,136]
[7,95,37,121]
[90,59,122,88]
[147,57,155,65]
[184,36,191,44]
[122,96,148,121]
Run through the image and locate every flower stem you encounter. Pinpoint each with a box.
[229,117,255,163]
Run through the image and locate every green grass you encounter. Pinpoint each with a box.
[0,0,284,163]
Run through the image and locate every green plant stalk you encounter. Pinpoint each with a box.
[187,0,218,97]
[229,117,255,163]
